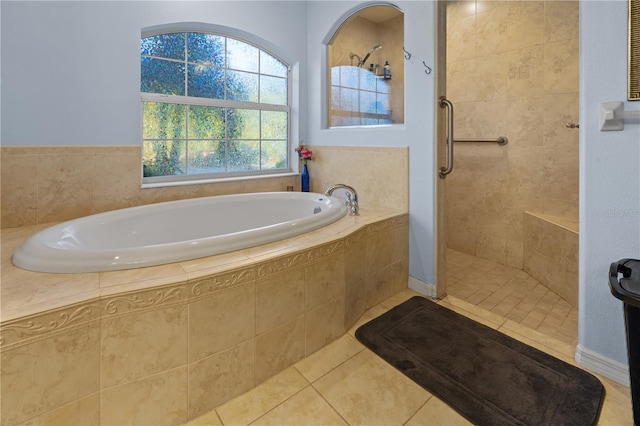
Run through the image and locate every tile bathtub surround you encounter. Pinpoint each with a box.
[0,144,409,229]
[445,0,579,267]
[0,210,408,425]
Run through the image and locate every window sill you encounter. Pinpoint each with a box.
[141,172,299,189]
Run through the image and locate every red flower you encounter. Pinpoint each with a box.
[295,145,313,163]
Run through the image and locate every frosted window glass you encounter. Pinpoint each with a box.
[227,39,259,72]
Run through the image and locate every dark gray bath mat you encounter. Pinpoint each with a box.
[355,296,605,426]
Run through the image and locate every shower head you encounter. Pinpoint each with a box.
[360,45,382,67]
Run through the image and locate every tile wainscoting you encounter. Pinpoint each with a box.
[0,145,408,229]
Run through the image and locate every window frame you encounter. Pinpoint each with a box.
[140,27,293,186]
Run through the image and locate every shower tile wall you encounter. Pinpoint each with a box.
[445,0,579,268]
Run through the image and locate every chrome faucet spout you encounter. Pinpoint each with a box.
[324,184,359,216]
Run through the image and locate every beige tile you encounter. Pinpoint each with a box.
[305,253,345,311]
[438,296,505,329]
[476,3,508,56]
[405,396,473,426]
[183,409,223,426]
[1,152,38,227]
[37,153,94,223]
[296,333,364,383]
[188,339,255,420]
[101,304,187,388]
[251,386,347,426]
[256,268,305,335]
[507,97,544,147]
[93,151,141,213]
[347,303,389,338]
[475,53,509,101]
[598,376,634,426]
[507,45,544,99]
[28,392,100,426]
[544,1,579,44]
[0,324,100,425]
[188,283,255,362]
[305,298,345,355]
[447,13,476,64]
[99,263,187,291]
[313,350,430,425]
[367,258,409,308]
[217,367,308,426]
[543,38,579,94]
[101,366,188,426]
[543,92,579,148]
[507,1,544,50]
[255,315,306,384]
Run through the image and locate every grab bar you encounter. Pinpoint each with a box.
[454,136,508,145]
[439,97,454,178]
[438,97,508,178]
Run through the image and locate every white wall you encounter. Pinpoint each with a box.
[579,0,640,374]
[0,1,308,147]
[306,1,438,285]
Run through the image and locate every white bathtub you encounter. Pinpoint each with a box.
[13,192,348,273]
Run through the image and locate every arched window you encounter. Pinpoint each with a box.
[141,29,290,184]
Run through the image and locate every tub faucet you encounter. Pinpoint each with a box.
[325,184,359,216]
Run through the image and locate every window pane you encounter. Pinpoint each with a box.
[188,105,225,139]
[187,33,225,66]
[260,75,287,105]
[361,71,377,91]
[340,66,360,89]
[261,140,287,169]
[187,140,225,174]
[377,79,390,94]
[228,140,259,171]
[141,33,184,60]
[227,70,258,102]
[143,102,186,139]
[261,111,287,139]
[340,87,359,112]
[187,63,225,99]
[228,109,259,139]
[260,51,287,77]
[360,91,377,115]
[377,94,390,115]
[143,140,186,177]
[227,39,259,73]
[141,57,185,95]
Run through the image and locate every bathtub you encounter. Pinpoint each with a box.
[12,192,348,273]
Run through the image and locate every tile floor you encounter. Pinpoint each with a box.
[445,249,579,347]
[185,288,633,425]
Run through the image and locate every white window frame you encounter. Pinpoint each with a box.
[141,27,292,187]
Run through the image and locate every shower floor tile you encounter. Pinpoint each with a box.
[445,248,578,348]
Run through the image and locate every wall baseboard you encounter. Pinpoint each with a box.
[408,276,437,299]
[575,344,630,387]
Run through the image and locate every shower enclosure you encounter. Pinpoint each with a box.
[436,1,580,314]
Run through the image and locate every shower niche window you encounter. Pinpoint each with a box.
[327,5,404,127]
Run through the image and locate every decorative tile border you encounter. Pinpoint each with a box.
[189,267,256,301]
[306,241,344,262]
[0,300,100,351]
[103,284,188,317]
[256,253,309,280]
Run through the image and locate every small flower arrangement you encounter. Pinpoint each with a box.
[295,144,313,165]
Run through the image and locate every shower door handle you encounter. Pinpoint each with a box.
[439,97,454,178]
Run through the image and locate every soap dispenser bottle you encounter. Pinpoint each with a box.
[383,61,391,79]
